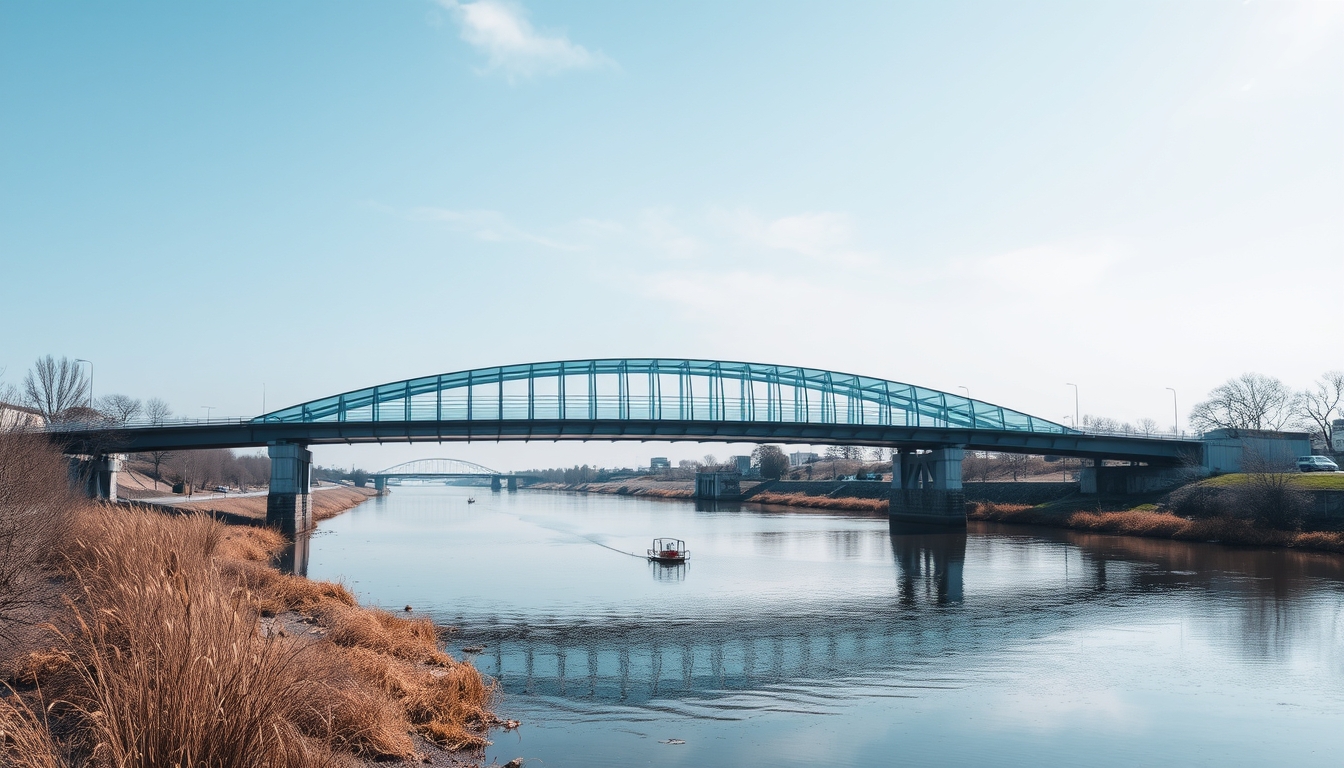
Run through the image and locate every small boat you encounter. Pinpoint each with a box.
[647,538,689,564]
[467,497,476,504]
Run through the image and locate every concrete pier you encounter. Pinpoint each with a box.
[490,476,502,492]
[507,476,518,492]
[889,447,966,526]
[69,454,122,501]
[266,442,312,537]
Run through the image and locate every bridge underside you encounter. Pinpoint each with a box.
[55,418,1201,466]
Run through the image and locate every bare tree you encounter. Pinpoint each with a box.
[1136,418,1160,437]
[751,445,790,479]
[1189,373,1298,432]
[97,394,143,425]
[963,452,1007,483]
[142,450,172,488]
[144,397,173,425]
[1002,453,1036,481]
[1296,370,1344,449]
[23,355,89,421]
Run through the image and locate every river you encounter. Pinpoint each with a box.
[304,485,1344,767]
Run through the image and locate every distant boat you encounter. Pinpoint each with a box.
[467,497,476,504]
[647,537,688,564]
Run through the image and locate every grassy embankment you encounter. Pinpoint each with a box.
[166,485,379,523]
[749,491,887,512]
[0,436,501,767]
[530,479,695,499]
[750,475,1344,554]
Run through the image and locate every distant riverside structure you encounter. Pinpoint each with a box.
[790,451,820,467]
[650,457,671,471]
[0,402,45,431]
[731,455,753,475]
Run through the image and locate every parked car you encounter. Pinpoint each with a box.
[214,485,229,493]
[1296,455,1339,473]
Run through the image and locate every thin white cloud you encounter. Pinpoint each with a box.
[408,206,580,250]
[438,0,612,78]
[717,209,878,266]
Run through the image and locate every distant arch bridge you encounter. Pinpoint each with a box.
[49,358,1202,465]
[369,458,540,491]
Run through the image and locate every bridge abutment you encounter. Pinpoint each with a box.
[889,447,966,526]
[69,454,122,501]
[267,442,312,537]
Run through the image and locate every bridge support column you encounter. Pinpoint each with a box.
[889,447,966,526]
[69,454,122,501]
[267,442,312,538]
[374,476,387,494]
[507,476,518,492]
[491,476,502,492]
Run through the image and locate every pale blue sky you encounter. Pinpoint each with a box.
[2,1,1340,471]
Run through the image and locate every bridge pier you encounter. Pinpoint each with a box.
[889,447,966,526]
[69,454,122,501]
[267,442,312,537]
[490,476,502,492]
[507,476,518,492]
[374,476,387,494]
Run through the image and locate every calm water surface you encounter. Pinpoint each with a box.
[306,486,1344,767]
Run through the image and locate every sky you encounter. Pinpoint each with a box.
[2,0,1341,473]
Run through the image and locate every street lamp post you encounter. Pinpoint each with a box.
[201,405,214,423]
[958,386,970,398]
[1066,383,1079,430]
[75,359,93,408]
[1166,387,1179,436]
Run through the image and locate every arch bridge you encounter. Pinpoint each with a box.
[370,458,537,492]
[44,357,1203,529]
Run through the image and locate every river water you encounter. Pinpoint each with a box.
[305,485,1344,767]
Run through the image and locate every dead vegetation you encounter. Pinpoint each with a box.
[968,502,1344,553]
[749,492,888,512]
[0,439,498,767]
[166,485,378,522]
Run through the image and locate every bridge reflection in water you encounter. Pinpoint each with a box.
[410,522,1344,711]
[452,525,983,706]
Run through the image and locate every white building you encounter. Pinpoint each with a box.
[789,451,820,467]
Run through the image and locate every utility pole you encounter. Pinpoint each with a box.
[1165,387,1179,436]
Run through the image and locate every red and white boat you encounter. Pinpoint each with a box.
[647,538,689,564]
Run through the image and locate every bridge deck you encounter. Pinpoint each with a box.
[48,418,1201,465]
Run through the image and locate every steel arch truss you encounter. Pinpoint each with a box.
[256,359,1068,436]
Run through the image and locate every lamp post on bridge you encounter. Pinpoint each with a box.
[1066,383,1079,430]
[957,386,970,398]
[1165,387,1179,436]
[201,405,214,423]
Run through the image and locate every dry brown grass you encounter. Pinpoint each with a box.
[169,486,376,522]
[968,502,1344,553]
[633,486,694,499]
[749,492,889,512]
[2,497,497,766]
[0,691,64,768]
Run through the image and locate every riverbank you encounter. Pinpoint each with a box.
[968,501,1344,553]
[163,484,379,522]
[0,438,503,767]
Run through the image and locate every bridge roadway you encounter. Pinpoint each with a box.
[47,358,1205,527]
[49,417,1199,465]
